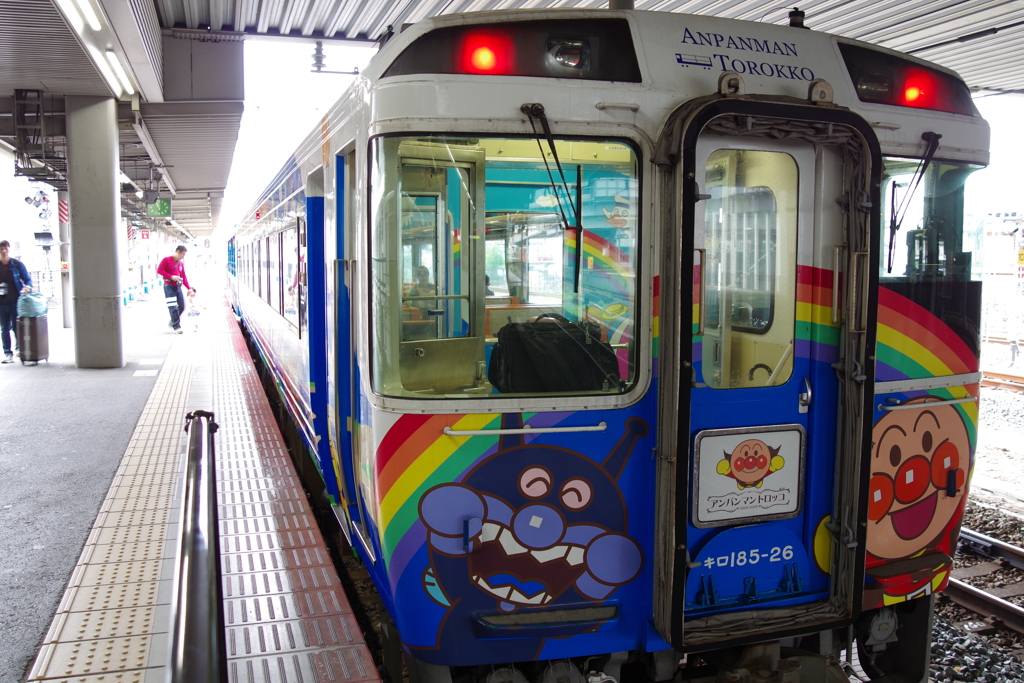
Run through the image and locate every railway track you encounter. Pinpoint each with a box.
[949,528,1024,634]
[981,371,1024,391]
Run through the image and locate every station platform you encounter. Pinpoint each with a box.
[0,283,377,683]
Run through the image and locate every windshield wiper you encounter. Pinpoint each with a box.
[521,103,583,293]
[886,131,941,273]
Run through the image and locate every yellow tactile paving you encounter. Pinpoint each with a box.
[99,495,173,514]
[92,508,173,530]
[30,635,152,680]
[75,560,165,588]
[78,541,169,566]
[29,300,379,683]
[28,672,151,683]
[27,336,196,681]
[64,581,163,613]
[89,524,168,546]
[51,606,161,641]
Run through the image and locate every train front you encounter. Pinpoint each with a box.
[345,9,988,683]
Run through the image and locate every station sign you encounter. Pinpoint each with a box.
[140,229,150,240]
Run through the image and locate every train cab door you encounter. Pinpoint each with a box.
[392,142,488,394]
[672,119,859,638]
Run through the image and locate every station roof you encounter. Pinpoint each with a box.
[127,0,1024,93]
[1,0,1021,236]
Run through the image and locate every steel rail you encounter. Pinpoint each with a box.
[982,371,1024,392]
[944,578,1024,636]
[167,410,226,683]
[959,527,1024,571]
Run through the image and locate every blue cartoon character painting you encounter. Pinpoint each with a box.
[415,414,647,661]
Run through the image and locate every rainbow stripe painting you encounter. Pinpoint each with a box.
[875,286,979,442]
[692,265,840,365]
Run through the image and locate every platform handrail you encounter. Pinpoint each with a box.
[167,410,226,683]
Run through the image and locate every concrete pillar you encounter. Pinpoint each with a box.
[57,191,72,328]
[65,96,124,368]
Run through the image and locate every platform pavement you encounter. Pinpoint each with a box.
[0,276,215,683]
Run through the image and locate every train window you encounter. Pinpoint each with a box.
[370,135,640,398]
[255,240,262,297]
[268,234,281,312]
[702,149,797,389]
[880,157,983,283]
[282,226,300,329]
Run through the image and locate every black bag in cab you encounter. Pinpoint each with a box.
[488,313,620,393]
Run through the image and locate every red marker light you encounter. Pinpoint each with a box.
[900,69,940,108]
[471,46,497,71]
[459,32,514,74]
[840,43,978,116]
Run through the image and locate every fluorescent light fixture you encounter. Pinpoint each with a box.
[88,45,124,97]
[72,0,102,31]
[52,0,84,33]
[105,51,135,95]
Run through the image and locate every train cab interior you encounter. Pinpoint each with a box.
[370,136,640,399]
[878,156,984,353]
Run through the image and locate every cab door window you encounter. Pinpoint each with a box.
[702,149,798,389]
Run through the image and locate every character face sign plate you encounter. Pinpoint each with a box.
[692,424,805,528]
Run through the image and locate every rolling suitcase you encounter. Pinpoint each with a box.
[17,315,48,365]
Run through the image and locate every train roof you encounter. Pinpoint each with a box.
[237,8,989,225]
[362,9,972,99]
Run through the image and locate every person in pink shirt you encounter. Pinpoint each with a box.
[156,246,196,334]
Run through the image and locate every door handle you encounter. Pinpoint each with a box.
[799,377,812,413]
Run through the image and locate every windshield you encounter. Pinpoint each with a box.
[369,135,640,399]
[880,157,983,283]
[878,156,984,375]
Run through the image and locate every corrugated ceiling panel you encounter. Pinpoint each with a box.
[927,28,1024,90]
[144,0,1024,87]
[143,112,242,190]
[129,0,164,83]
[0,0,109,95]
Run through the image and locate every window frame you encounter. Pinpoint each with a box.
[365,131,648,409]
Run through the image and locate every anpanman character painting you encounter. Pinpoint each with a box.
[865,396,971,606]
[716,438,786,490]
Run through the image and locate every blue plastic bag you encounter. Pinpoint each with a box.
[17,292,47,317]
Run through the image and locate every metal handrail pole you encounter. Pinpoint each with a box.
[167,410,225,683]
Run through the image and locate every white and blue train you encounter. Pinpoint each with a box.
[228,7,988,682]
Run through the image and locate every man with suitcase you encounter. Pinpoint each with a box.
[0,240,33,364]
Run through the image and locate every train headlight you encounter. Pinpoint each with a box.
[854,69,892,102]
[548,40,590,70]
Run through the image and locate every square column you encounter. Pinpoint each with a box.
[66,96,124,368]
